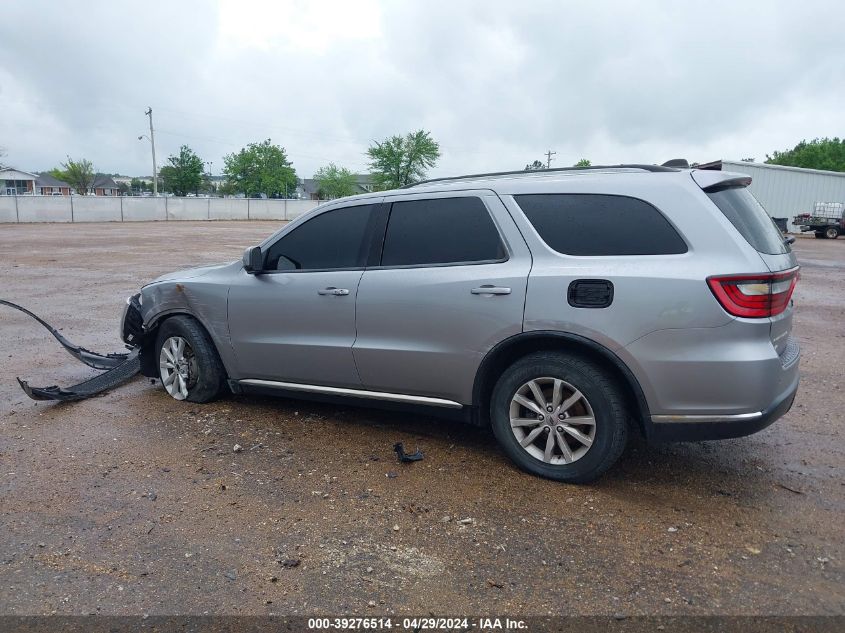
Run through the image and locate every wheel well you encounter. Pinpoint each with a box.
[138,312,220,378]
[472,332,650,435]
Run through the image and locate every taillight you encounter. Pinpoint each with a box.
[707,267,799,318]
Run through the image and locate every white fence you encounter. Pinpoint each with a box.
[0,196,320,223]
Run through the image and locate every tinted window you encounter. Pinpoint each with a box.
[265,204,374,271]
[514,194,687,256]
[381,197,506,266]
[707,187,788,255]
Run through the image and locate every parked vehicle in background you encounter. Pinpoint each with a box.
[793,202,845,239]
[120,164,800,483]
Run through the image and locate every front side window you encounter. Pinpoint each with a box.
[514,193,687,256]
[381,197,506,267]
[265,204,375,271]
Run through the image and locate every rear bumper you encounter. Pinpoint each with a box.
[647,372,799,442]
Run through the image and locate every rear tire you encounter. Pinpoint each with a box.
[155,316,226,403]
[825,226,840,239]
[490,352,628,483]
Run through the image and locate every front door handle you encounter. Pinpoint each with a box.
[471,285,511,296]
[318,287,350,296]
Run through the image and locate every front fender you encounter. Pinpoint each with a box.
[138,279,237,378]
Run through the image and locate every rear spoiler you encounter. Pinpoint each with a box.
[691,170,752,193]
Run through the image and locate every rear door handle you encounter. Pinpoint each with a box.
[318,287,350,296]
[471,285,511,296]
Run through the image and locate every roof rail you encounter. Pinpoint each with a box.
[402,164,678,188]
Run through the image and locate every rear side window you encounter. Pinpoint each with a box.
[265,204,375,271]
[706,187,788,255]
[381,197,506,266]
[514,194,687,256]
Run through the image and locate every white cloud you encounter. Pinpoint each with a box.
[1,0,843,179]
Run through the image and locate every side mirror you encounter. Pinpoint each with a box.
[242,246,264,274]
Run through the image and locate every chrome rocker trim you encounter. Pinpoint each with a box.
[238,379,464,409]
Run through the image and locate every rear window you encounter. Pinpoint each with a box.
[707,187,788,255]
[513,194,687,256]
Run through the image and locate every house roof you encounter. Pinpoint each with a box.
[0,167,39,180]
[36,172,70,187]
[91,174,118,189]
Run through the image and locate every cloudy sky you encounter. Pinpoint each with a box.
[1,0,843,180]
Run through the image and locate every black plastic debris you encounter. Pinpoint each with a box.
[393,442,424,462]
[2,298,140,402]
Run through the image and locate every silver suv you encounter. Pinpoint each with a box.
[121,165,800,482]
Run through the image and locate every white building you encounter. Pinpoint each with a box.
[698,160,845,231]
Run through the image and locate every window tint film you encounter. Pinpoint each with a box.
[381,197,506,266]
[265,204,375,271]
[514,194,687,256]
[707,187,788,255]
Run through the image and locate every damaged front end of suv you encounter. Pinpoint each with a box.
[119,260,240,400]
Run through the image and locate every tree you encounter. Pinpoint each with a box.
[367,130,440,189]
[524,160,546,171]
[0,145,6,168]
[314,163,358,199]
[765,138,845,172]
[160,145,204,196]
[573,159,591,167]
[223,139,297,197]
[53,157,95,194]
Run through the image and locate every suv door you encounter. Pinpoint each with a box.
[353,190,531,404]
[228,200,381,388]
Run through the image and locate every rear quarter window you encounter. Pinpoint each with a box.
[513,193,687,256]
[706,186,788,255]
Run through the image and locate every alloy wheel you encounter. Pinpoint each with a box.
[159,336,197,400]
[508,377,596,465]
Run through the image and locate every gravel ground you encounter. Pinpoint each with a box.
[0,222,843,616]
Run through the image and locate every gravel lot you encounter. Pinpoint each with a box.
[0,222,843,616]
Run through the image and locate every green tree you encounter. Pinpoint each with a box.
[53,157,95,194]
[573,158,591,167]
[314,163,358,199]
[162,145,204,196]
[159,165,177,194]
[367,130,440,189]
[524,160,546,171]
[765,138,845,172]
[223,139,297,197]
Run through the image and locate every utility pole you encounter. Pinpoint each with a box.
[145,107,158,196]
[545,149,556,169]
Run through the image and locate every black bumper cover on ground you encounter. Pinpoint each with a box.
[2,298,141,402]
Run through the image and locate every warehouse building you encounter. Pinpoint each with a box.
[698,160,845,231]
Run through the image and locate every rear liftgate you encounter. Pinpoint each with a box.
[1,299,140,402]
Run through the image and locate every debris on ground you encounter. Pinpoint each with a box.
[393,442,424,462]
[233,444,243,453]
[279,558,300,568]
[1,298,140,401]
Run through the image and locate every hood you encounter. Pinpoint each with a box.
[146,261,235,285]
